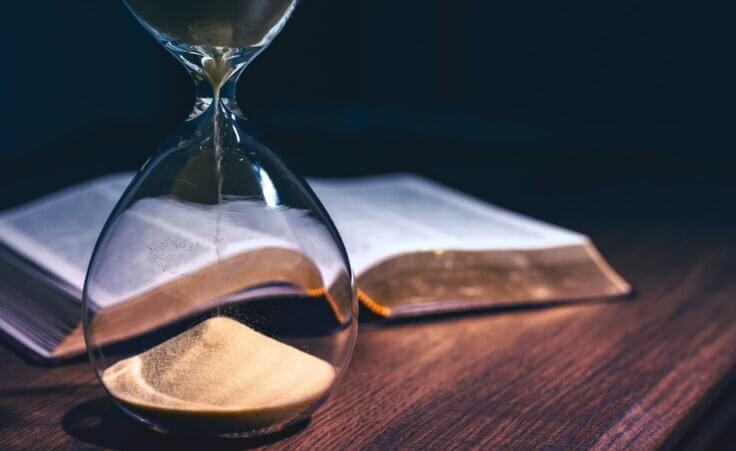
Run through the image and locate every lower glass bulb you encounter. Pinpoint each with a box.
[83,54,357,436]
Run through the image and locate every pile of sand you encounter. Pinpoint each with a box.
[102,316,335,430]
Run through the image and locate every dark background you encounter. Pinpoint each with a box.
[0,0,733,223]
[2,3,736,447]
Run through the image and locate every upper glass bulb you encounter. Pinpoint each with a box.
[126,0,297,48]
[83,0,358,438]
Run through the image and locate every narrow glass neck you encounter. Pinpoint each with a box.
[194,75,239,103]
[166,43,261,118]
[189,75,239,120]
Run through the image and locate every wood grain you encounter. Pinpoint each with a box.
[1,200,735,449]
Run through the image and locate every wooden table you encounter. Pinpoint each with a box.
[1,183,735,450]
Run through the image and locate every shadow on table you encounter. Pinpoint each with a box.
[0,383,96,431]
[62,398,310,450]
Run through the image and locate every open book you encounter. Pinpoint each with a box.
[0,173,630,361]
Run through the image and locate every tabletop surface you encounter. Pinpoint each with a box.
[0,179,735,450]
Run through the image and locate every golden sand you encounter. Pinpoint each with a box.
[102,317,335,431]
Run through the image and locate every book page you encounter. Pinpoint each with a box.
[87,195,333,308]
[0,172,587,305]
[0,174,131,294]
[309,174,586,275]
[0,173,339,309]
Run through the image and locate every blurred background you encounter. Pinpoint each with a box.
[0,0,732,224]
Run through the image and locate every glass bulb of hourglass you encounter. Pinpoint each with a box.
[82,0,358,437]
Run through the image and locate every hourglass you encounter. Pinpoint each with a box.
[82,0,358,437]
